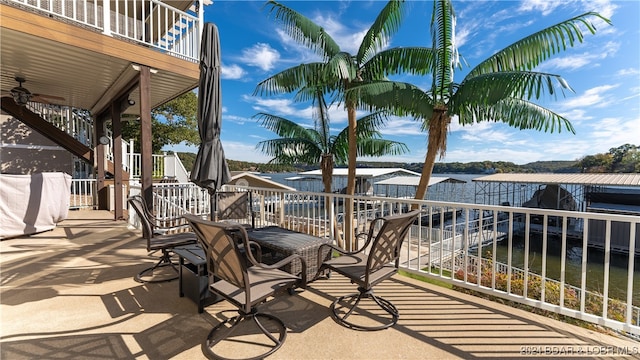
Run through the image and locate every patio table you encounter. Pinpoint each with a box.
[247,226,332,281]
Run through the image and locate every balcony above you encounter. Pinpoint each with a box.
[1,0,208,116]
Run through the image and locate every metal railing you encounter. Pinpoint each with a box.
[129,182,639,337]
[9,0,201,61]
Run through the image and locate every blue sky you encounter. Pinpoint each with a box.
[164,0,640,165]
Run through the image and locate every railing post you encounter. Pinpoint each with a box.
[102,0,111,36]
[197,0,204,51]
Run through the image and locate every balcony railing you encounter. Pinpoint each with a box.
[127,182,639,338]
[10,0,201,61]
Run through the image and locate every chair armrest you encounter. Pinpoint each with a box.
[255,254,307,288]
[246,240,262,263]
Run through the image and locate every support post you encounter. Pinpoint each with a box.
[139,65,153,211]
[111,102,124,220]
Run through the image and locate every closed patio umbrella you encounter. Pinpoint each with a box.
[190,23,230,219]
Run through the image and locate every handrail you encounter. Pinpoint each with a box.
[126,182,639,337]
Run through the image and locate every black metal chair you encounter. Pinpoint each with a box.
[128,195,197,283]
[317,210,421,331]
[184,214,305,360]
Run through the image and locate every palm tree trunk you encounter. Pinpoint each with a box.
[414,109,450,205]
[344,103,358,249]
[321,154,344,247]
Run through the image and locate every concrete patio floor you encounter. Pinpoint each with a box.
[1,210,638,359]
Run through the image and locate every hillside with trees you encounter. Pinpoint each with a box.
[175,143,638,175]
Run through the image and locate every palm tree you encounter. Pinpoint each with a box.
[350,0,610,201]
[255,96,408,195]
[255,0,428,240]
[255,88,407,247]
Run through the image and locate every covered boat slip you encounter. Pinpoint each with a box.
[288,168,468,202]
[472,173,640,255]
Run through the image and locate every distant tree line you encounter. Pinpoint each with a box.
[175,144,638,175]
[176,153,299,174]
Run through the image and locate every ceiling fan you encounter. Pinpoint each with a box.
[4,76,65,106]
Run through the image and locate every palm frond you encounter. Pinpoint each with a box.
[450,71,573,112]
[348,81,434,120]
[357,0,407,63]
[256,138,322,164]
[254,62,327,96]
[253,112,316,140]
[467,12,610,78]
[361,47,436,79]
[431,0,458,100]
[457,97,575,134]
[264,1,341,59]
[356,138,409,157]
[354,111,389,137]
[311,89,331,150]
[325,52,357,80]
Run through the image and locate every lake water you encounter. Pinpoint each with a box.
[487,235,640,305]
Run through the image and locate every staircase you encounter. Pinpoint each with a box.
[0,97,128,179]
[2,97,190,182]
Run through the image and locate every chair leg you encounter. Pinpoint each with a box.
[330,287,399,331]
[202,311,287,360]
[134,249,179,283]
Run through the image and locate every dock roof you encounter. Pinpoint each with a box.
[473,173,640,187]
[374,176,466,186]
[299,168,420,178]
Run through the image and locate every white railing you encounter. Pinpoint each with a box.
[127,153,166,179]
[130,182,639,337]
[454,253,640,330]
[163,153,190,182]
[26,102,94,147]
[70,178,97,208]
[10,0,201,61]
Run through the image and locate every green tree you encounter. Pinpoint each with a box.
[619,148,640,172]
[350,0,609,200]
[608,144,639,172]
[255,0,426,241]
[122,91,199,153]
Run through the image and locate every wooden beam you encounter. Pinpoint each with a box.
[111,102,124,220]
[95,116,107,211]
[139,66,153,210]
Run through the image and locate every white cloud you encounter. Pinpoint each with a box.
[518,0,565,16]
[585,117,640,146]
[537,42,619,72]
[223,114,252,125]
[616,68,640,77]
[221,64,246,80]
[221,140,272,162]
[240,43,280,71]
[559,108,592,123]
[250,97,298,116]
[560,84,618,109]
[378,117,422,136]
